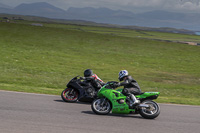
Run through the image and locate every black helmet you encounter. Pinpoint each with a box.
[84,69,93,77]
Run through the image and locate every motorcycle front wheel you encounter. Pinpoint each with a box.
[61,88,79,102]
[139,100,160,119]
[91,98,112,115]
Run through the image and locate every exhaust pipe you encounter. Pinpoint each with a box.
[138,104,150,108]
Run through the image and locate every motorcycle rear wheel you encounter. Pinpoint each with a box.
[139,100,160,119]
[61,88,79,102]
[91,98,112,115]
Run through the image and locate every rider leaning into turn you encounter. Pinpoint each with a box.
[117,70,142,106]
[83,69,105,90]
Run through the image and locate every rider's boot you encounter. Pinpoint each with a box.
[129,94,139,106]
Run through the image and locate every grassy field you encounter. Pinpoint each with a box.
[43,23,200,43]
[0,21,200,105]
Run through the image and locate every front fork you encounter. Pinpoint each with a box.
[68,88,74,94]
[100,98,107,106]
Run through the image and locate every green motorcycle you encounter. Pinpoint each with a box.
[91,81,160,119]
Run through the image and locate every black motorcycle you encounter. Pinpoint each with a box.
[61,76,102,102]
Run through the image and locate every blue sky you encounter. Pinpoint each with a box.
[1,0,200,13]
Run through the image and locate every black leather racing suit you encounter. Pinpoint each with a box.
[119,76,142,96]
[83,74,105,91]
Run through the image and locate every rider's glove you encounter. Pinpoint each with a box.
[80,77,86,80]
[114,82,120,88]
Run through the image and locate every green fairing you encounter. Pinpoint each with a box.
[98,87,131,114]
[136,92,160,98]
[97,86,160,114]
[115,88,160,98]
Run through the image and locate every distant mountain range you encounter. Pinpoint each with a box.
[0,2,200,31]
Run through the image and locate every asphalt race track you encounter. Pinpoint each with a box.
[0,90,200,133]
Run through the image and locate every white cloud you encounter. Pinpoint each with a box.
[178,1,200,12]
[182,1,198,9]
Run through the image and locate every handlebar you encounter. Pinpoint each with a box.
[105,81,120,89]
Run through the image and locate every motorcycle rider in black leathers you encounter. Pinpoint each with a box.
[82,69,105,95]
[117,70,142,106]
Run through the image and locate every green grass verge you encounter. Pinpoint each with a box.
[0,22,200,105]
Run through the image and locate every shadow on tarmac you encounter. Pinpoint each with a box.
[81,111,146,119]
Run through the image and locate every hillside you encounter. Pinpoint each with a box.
[0,13,196,35]
[0,22,200,105]
[0,2,200,31]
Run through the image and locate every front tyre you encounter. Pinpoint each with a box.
[139,100,160,119]
[91,98,112,115]
[61,88,79,102]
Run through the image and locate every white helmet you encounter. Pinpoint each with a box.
[118,70,128,81]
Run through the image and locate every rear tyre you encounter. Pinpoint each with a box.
[91,98,112,115]
[139,100,160,119]
[61,88,79,102]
